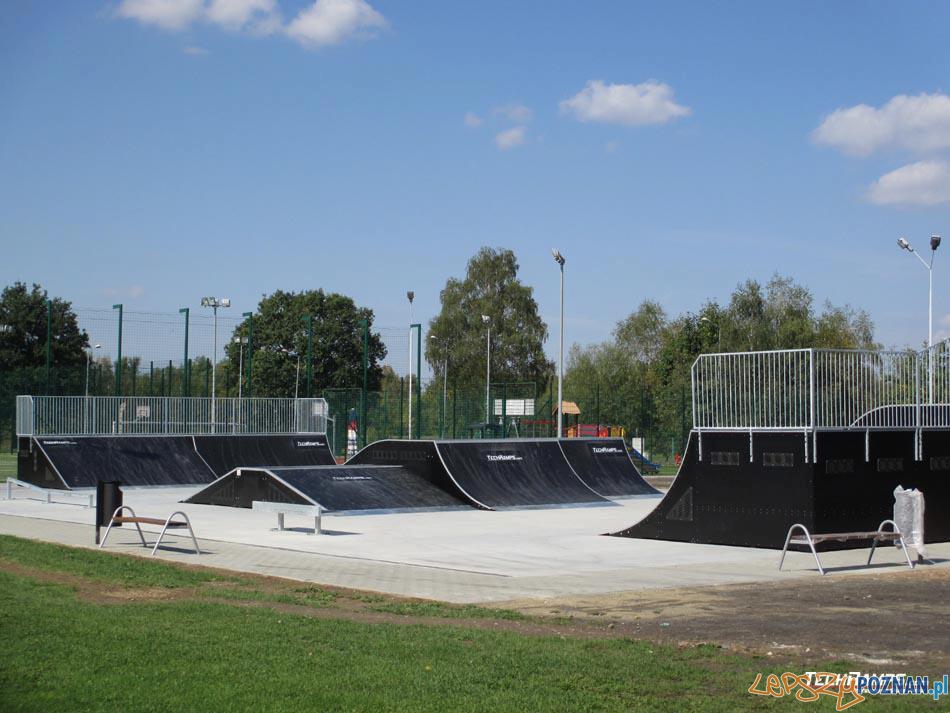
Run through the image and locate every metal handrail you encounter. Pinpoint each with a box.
[17,395,329,437]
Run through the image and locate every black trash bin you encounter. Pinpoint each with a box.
[95,481,123,544]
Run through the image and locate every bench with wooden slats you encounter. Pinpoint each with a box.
[99,506,200,556]
[779,520,914,576]
[111,516,190,528]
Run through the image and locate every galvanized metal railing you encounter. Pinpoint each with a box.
[16,396,330,437]
[692,343,950,433]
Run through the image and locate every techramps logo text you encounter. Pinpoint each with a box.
[485,453,524,463]
[295,440,325,448]
[591,446,624,455]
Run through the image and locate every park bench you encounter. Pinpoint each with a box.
[778,520,915,576]
[98,505,200,556]
[252,500,323,535]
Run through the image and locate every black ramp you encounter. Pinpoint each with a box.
[434,439,613,509]
[611,431,815,548]
[345,439,477,507]
[558,438,660,497]
[186,465,469,512]
[24,437,215,489]
[193,435,336,476]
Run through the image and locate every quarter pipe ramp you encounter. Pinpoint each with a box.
[557,438,660,498]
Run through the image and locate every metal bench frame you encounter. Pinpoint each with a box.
[779,520,914,575]
[98,505,201,556]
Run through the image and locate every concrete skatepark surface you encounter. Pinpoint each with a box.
[2,483,945,604]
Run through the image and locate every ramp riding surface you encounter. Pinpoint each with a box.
[345,439,478,506]
[558,438,660,498]
[433,439,613,509]
[193,435,336,476]
[185,465,469,513]
[19,437,215,489]
[611,429,950,548]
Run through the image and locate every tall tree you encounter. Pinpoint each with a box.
[426,247,553,386]
[229,290,386,398]
[0,282,88,370]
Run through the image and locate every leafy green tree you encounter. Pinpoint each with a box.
[0,282,88,370]
[229,290,386,398]
[426,247,553,387]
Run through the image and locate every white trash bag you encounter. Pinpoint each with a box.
[893,486,926,560]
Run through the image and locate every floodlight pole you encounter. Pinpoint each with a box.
[552,250,566,438]
[201,297,231,432]
[407,291,415,439]
[483,316,492,427]
[898,236,940,403]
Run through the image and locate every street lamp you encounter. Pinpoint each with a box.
[552,249,566,438]
[85,343,102,398]
[897,235,941,402]
[429,335,448,437]
[200,297,230,432]
[407,291,415,439]
[281,347,301,399]
[482,314,491,428]
[233,336,248,399]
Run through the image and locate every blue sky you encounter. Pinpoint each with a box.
[2,0,950,357]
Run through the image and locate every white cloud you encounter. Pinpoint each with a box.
[285,0,386,48]
[814,92,950,157]
[115,0,384,46]
[116,0,204,30]
[494,103,532,123]
[206,0,279,32]
[463,112,483,128]
[183,45,210,54]
[867,160,950,206]
[494,126,526,150]
[559,80,691,126]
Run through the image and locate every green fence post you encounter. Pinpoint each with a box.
[149,361,154,396]
[452,383,457,438]
[160,363,165,397]
[301,314,313,398]
[131,361,137,396]
[205,359,211,397]
[411,324,421,437]
[179,307,189,397]
[399,377,405,439]
[113,304,123,395]
[358,318,368,449]
[242,312,254,397]
[45,299,52,395]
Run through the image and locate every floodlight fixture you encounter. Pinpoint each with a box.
[898,237,911,251]
[931,235,942,251]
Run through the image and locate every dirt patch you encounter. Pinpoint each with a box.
[500,566,950,673]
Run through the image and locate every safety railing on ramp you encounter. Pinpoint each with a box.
[16,395,330,437]
[691,344,950,433]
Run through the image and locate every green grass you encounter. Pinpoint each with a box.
[0,536,937,712]
[0,452,15,482]
[0,534,233,588]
